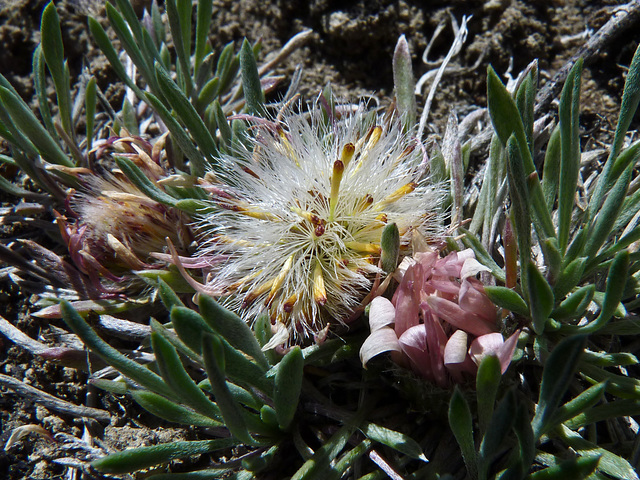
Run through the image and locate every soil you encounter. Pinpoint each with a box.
[0,0,639,479]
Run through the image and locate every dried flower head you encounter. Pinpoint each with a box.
[197,102,445,344]
[57,135,191,292]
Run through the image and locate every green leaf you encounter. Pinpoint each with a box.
[131,390,222,427]
[239,38,265,116]
[273,346,303,430]
[531,335,586,439]
[484,286,529,317]
[380,222,400,273]
[362,422,427,461]
[547,381,606,428]
[201,333,255,445]
[154,62,219,160]
[571,250,629,334]
[557,59,583,252]
[526,261,554,335]
[40,2,73,137]
[92,439,237,474]
[478,389,516,480]
[392,35,417,131]
[542,125,561,211]
[85,76,97,152]
[114,156,179,206]
[476,354,502,437]
[198,294,269,370]
[165,0,193,94]
[60,301,174,399]
[151,331,222,420]
[32,46,55,138]
[0,87,72,167]
[551,284,594,321]
[89,17,144,98]
[157,278,186,310]
[588,44,640,222]
[171,306,214,354]
[487,67,554,239]
[558,424,638,480]
[194,0,213,75]
[565,398,640,429]
[460,228,506,283]
[515,66,536,156]
[584,167,631,259]
[449,386,478,480]
[528,455,600,480]
[552,256,587,300]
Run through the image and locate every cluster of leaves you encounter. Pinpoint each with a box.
[1,0,640,478]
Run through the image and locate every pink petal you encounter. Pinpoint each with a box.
[469,330,521,374]
[444,330,468,366]
[423,295,496,336]
[368,297,397,331]
[393,263,422,336]
[460,257,491,279]
[424,312,448,388]
[459,279,497,325]
[434,251,463,277]
[398,324,434,382]
[360,327,402,367]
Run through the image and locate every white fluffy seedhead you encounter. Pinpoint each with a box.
[198,102,446,344]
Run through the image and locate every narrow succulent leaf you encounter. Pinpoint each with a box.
[588,44,640,222]
[514,72,535,156]
[197,76,221,110]
[460,228,506,283]
[584,167,631,259]
[362,422,427,462]
[60,301,174,399]
[171,306,215,354]
[531,335,586,439]
[558,424,638,480]
[121,98,139,135]
[484,286,529,317]
[557,59,583,251]
[198,294,269,370]
[565,399,640,429]
[611,138,640,182]
[582,350,638,367]
[106,2,156,92]
[552,256,587,300]
[154,63,219,159]
[151,331,222,420]
[478,389,517,480]
[380,223,400,273]
[215,42,237,94]
[512,401,535,475]
[291,422,358,480]
[114,156,179,206]
[32,46,55,137]
[547,381,607,428]
[449,386,478,479]
[131,390,222,427]
[85,76,97,152]
[88,18,144,98]
[579,362,640,399]
[201,333,255,445]
[572,250,629,334]
[506,135,532,296]
[218,337,273,394]
[0,175,46,198]
[542,125,561,211]
[487,67,555,239]
[92,439,237,474]
[144,91,206,175]
[214,100,232,149]
[195,0,214,74]
[528,456,600,480]
[90,378,129,395]
[526,260,554,335]
[164,0,193,94]
[392,35,417,131]
[551,284,594,320]
[114,0,144,44]
[273,346,303,430]
[40,2,73,136]
[0,87,72,166]
[476,354,502,437]
[240,38,265,116]
[157,278,186,310]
